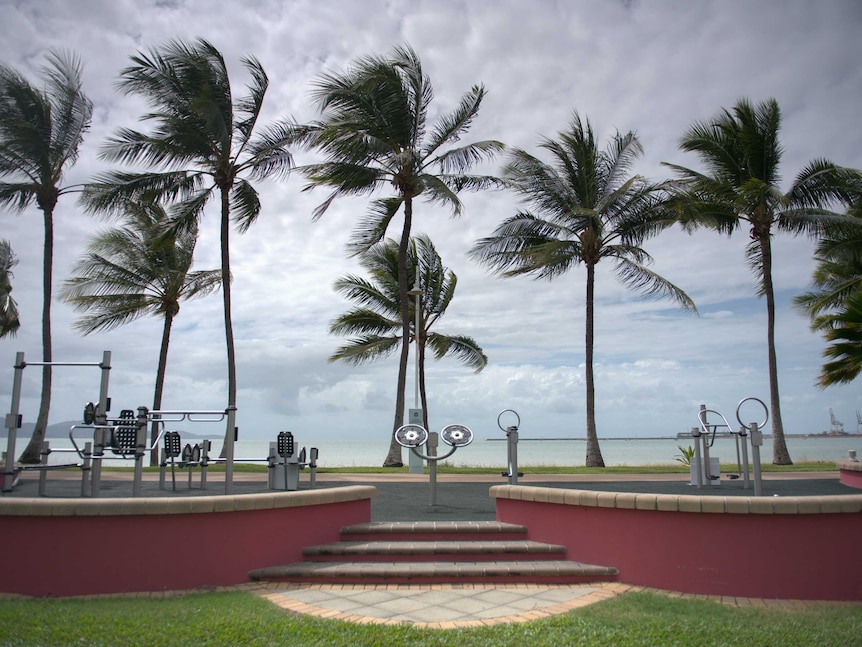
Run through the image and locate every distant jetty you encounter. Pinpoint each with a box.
[485,436,678,441]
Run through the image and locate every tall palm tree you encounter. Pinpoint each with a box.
[59,199,221,465]
[82,39,294,481]
[665,98,860,464]
[330,234,487,431]
[794,205,862,387]
[0,51,92,463]
[471,113,695,467]
[0,240,20,338]
[296,44,502,465]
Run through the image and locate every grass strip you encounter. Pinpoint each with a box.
[0,590,858,647]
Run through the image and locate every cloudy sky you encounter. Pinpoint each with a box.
[1,0,860,459]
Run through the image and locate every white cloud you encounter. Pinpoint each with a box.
[1,0,860,463]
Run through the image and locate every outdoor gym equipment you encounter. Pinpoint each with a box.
[690,397,768,495]
[157,428,318,492]
[2,349,246,497]
[498,409,523,485]
[271,431,318,491]
[3,351,112,494]
[395,422,474,505]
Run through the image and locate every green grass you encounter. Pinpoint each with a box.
[0,591,858,646]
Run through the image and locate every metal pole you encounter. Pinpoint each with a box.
[507,426,519,485]
[739,427,750,489]
[3,352,25,492]
[699,405,713,487]
[97,351,111,420]
[414,288,420,411]
[691,427,703,489]
[427,432,438,506]
[750,422,763,496]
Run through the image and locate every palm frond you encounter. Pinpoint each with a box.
[0,239,20,338]
[417,173,462,215]
[333,274,398,313]
[423,84,486,157]
[432,139,505,176]
[329,307,400,337]
[235,54,268,147]
[81,170,206,217]
[345,197,404,256]
[229,179,260,232]
[242,120,295,181]
[328,334,401,365]
[817,291,862,387]
[427,333,488,372]
[0,182,37,210]
[613,256,697,313]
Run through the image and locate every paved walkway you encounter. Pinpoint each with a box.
[239,581,840,628]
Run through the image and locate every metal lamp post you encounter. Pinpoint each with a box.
[407,279,424,474]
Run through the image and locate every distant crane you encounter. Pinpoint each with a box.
[829,408,845,434]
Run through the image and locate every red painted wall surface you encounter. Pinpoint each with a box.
[497,499,862,600]
[840,469,862,489]
[1,499,370,597]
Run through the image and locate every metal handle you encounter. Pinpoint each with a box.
[736,397,769,430]
[497,409,520,432]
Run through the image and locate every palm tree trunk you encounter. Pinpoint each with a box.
[383,198,414,467]
[218,188,237,486]
[149,311,174,466]
[759,234,792,465]
[19,207,54,464]
[584,262,605,467]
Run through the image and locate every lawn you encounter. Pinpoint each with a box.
[1,590,859,647]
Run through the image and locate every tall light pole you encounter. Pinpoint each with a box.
[407,278,422,412]
[407,278,424,474]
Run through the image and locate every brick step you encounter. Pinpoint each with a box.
[339,521,529,542]
[248,559,619,585]
[248,519,619,585]
[303,539,567,562]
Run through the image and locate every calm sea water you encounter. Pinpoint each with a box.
[11,434,861,468]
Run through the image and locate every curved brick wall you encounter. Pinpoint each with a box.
[491,485,862,601]
[0,486,376,597]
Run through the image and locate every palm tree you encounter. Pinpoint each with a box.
[296,44,502,465]
[0,51,93,463]
[59,199,221,465]
[471,113,695,467]
[794,204,862,319]
[794,205,862,387]
[330,234,487,431]
[665,98,860,464]
[814,292,862,387]
[0,240,20,338]
[82,39,294,481]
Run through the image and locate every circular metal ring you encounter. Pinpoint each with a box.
[395,424,429,448]
[440,423,474,447]
[497,409,520,432]
[736,397,769,430]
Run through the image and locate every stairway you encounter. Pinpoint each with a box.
[248,521,618,585]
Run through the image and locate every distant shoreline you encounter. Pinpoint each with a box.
[486,434,862,441]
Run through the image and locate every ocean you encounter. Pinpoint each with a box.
[6,434,861,468]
